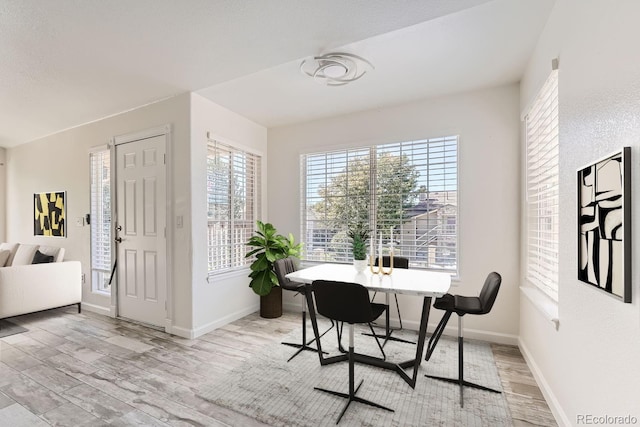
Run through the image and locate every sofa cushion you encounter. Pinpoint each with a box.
[32,250,55,264]
[11,244,40,266]
[37,245,65,263]
[0,249,10,267]
[0,243,19,266]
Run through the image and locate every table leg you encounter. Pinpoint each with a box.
[306,284,433,386]
[398,296,432,385]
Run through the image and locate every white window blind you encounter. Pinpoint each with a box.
[301,136,458,272]
[90,149,112,293]
[207,139,261,273]
[526,70,559,300]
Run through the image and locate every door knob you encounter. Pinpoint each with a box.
[115,237,123,243]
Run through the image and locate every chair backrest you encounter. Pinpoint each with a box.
[374,255,409,269]
[273,257,302,291]
[478,272,502,314]
[312,280,376,324]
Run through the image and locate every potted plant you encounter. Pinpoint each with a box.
[246,220,302,318]
[347,221,370,273]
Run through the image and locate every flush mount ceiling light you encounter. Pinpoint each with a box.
[300,52,374,86]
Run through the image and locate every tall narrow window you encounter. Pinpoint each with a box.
[90,149,112,293]
[525,69,559,300]
[207,139,262,273]
[301,136,458,272]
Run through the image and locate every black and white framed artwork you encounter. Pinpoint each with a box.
[577,147,631,302]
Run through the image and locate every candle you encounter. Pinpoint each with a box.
[378,233,382,257]
[370,236,374,259]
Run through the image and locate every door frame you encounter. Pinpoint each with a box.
[109,124,174,332]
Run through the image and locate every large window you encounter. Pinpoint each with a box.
[525,69,559,300]
[301,136,458,272]
[90,148,112,293]
[207,139,261,273]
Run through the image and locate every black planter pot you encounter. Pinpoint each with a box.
[260,285,282,318]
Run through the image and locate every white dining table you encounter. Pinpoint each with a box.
[286,263,451,388]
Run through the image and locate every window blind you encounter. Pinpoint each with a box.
[207,139,261,273]
[90,149,112,292]
[301,136,458,272]
[526,70,559,300]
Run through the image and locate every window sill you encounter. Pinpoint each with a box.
[207,267,249,283]
[520,286,560,330]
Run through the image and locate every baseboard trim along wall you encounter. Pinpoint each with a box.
[80,302,111,316]
[282,304,518,346]
[171,304,260,339]
[518,338,570,427]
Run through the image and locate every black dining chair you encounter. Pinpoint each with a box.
[424,272,502,407]
[274,257,334,362]
[312,280,394,424]
[365,255,415,346]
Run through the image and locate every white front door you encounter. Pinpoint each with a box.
[115,134,167,327]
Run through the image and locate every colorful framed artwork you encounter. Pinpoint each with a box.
[34,191,66,237]
[577,147,631,302]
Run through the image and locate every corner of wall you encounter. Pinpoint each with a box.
[0,147,5,242]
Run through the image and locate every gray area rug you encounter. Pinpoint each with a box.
[0,319,28,338]
[202,323,511,426]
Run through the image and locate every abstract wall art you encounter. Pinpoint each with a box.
[34,191,66,237]
[577,148,631,302]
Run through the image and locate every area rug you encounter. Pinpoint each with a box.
[0,319,28,338]
[201,324,511,426]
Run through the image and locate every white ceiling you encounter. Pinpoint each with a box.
[0,0,554,148]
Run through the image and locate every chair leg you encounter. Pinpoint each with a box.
[371,292,403,330]
[336,322,346,353]
[282,297,329,362]
[394,294,402,329]
[367,322,386,360]
[425,315,501,407]
[363,293,415,346]
[425,310,452,361]
[314,324,394,424]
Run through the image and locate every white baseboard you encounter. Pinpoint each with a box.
[81,302,111,316]
[169,325,196,339]
[283,301,302,312]
[283,303,518,345]
[169,304,260,339]
[518,338,570,427]
[391,316,519,346]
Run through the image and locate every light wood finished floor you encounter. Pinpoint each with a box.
[0,307,556,426]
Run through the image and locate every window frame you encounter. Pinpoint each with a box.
[525,69,559,301]
[300,136,459,273]
[206,136,262,276]
[89,146,112,295]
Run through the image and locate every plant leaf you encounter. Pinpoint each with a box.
[250,254,269,272]
[250,269,275,296]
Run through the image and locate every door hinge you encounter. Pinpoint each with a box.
[163,153,166,164]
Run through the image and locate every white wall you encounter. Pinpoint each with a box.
[3,92,266,338]
[5,94,194,331]
[189,93,268,336]
[519,1,640,425]
[268,84,521,343]
[0,147,5,242]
